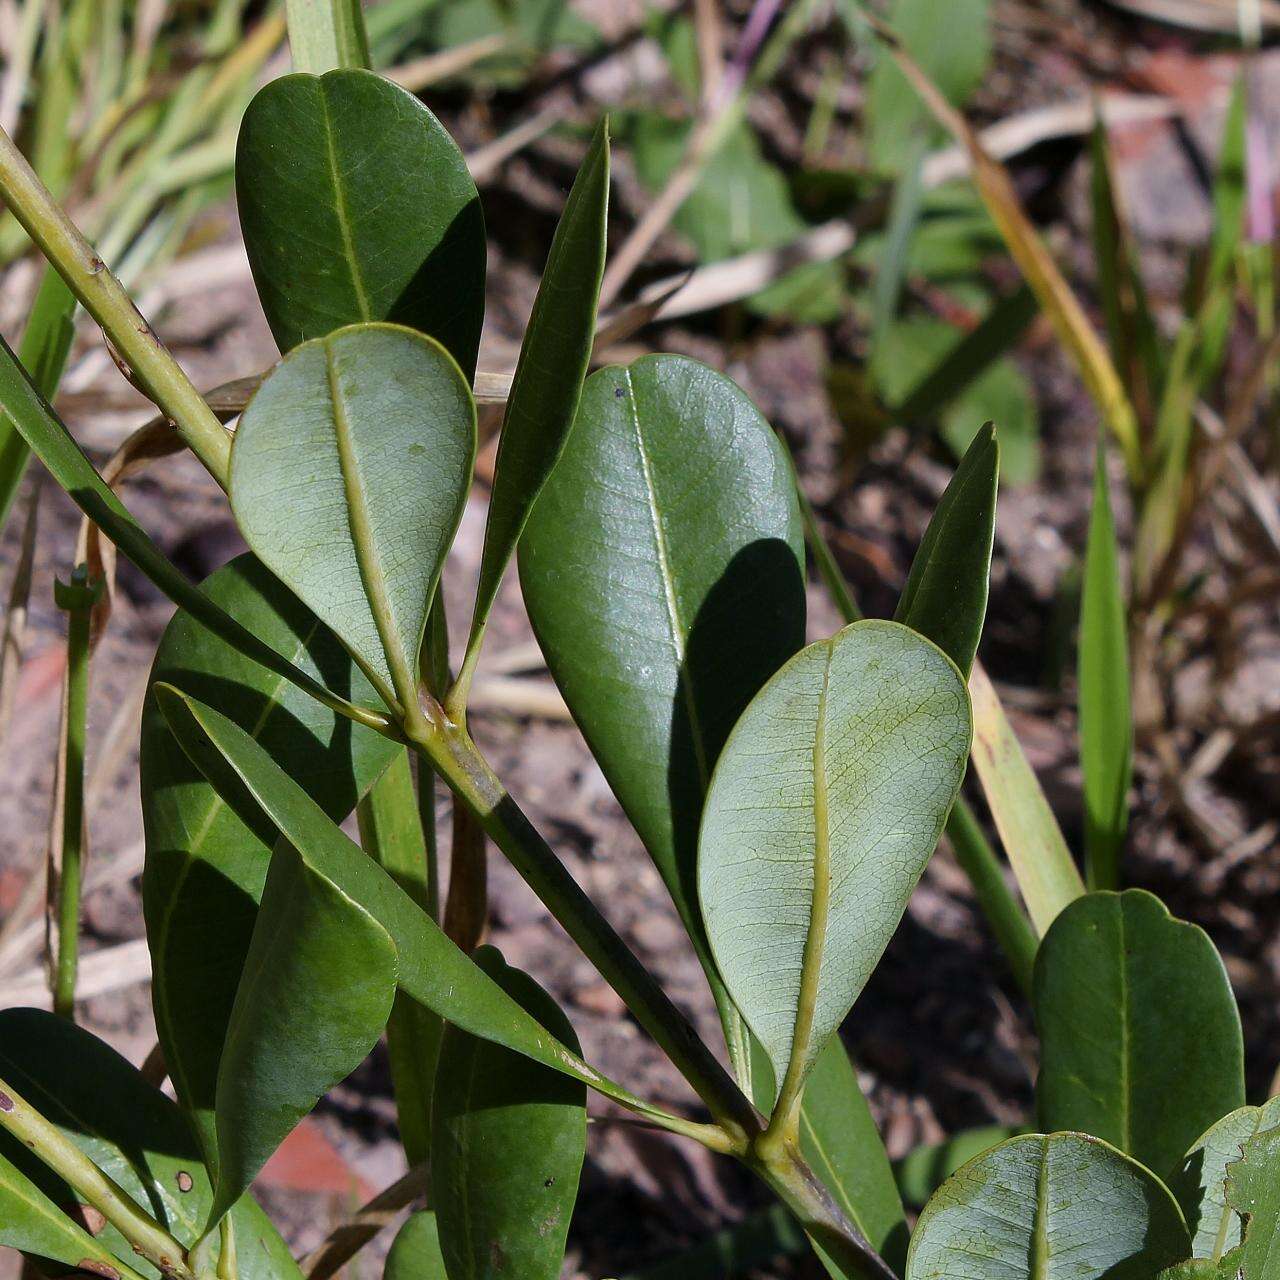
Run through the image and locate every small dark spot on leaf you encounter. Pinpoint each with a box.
[176,1171,193,1193]
[614,386,625,398]
[0,1091,13,1112]
[544,1176,555,1187]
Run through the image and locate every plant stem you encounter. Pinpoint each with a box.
[0,1075,196,1280]
[412,716,758,1143]
[50,565,98,1019]
[751,1141,898,1280]
[284,0,370,73]
[0,124,231,485]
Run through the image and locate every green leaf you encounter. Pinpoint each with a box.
[1079,442,1131,891]
[0,1151,147,1280]
[0,269,75,529]
[142,553,399,1164]
[1225,1127,1280,1280]
[356,751,440,1168]
[699,619,970,1104]
[236,69,486,373]
[1160,1250,1246,1280]
[229,323,476,711]
[0,336,386,731]
[153,684,700,1129]
[893,1125,1030,1209]
[211,838,397,1223]
[463,119,610,672]
[1035,889,1245,1182]
[433,948,586,1280]
[864,0,990,173]
[385,1211,448,1280]
[906,1132,1190,1280]
[0,1009,299,1280]
[519,353,806,1032]
[1172,1100,1280,1261]
[793,1040,909,1272]
[894,421,998,678]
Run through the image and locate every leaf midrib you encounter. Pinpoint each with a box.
[620,369,710,791]
[318,85,373,324]
[324,340,411,708]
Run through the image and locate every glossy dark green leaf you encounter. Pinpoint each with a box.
[906,1132,1190,1280]
[1079,441,1131,891]
[153,685,692,1127]
[700,620,970,1097]
[464,120,610,667]
[385,1211,447,1280]
[519,353,805,1025]
[0,1009,299,1280]
[1225,1126,1280,1280]
[894,421,998,678]
[209,839,397,1222]
[236,69,485,372]
[230,323,475,709]
[893,1125,1030,1209]
[433,948,586,1280]
[1035,889,1245,1181]
[143,553,399,1163]
[1172,1100,1280,1261]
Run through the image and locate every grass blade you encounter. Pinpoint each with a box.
[1079,442,1131,891]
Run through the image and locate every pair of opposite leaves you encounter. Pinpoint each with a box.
[229,66,976,1108]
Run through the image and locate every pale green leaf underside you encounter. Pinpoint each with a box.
[907,1133,1190,1280]
[1225,1126,1280,1280]
[230,323,475,705]
[385,1211,448,1280]
[699,619,971,1088]
[1174,1099,1280,1259]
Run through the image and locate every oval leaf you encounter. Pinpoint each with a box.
[210,839,398,1222]
[236,69,486,372]
[432,948,586,1280]
[1035,889,1245,1182]
[465,118,610,657]
[230,323,476,708]
[385,1211,447,1280]
[0,1010,299,1280]
[142,554,399,1163]
[699,619,970,1095]
[519,353,805,994]
[906,1132,1190,1280]
[894,420,998,678]
[1172,1100,1280,1261]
